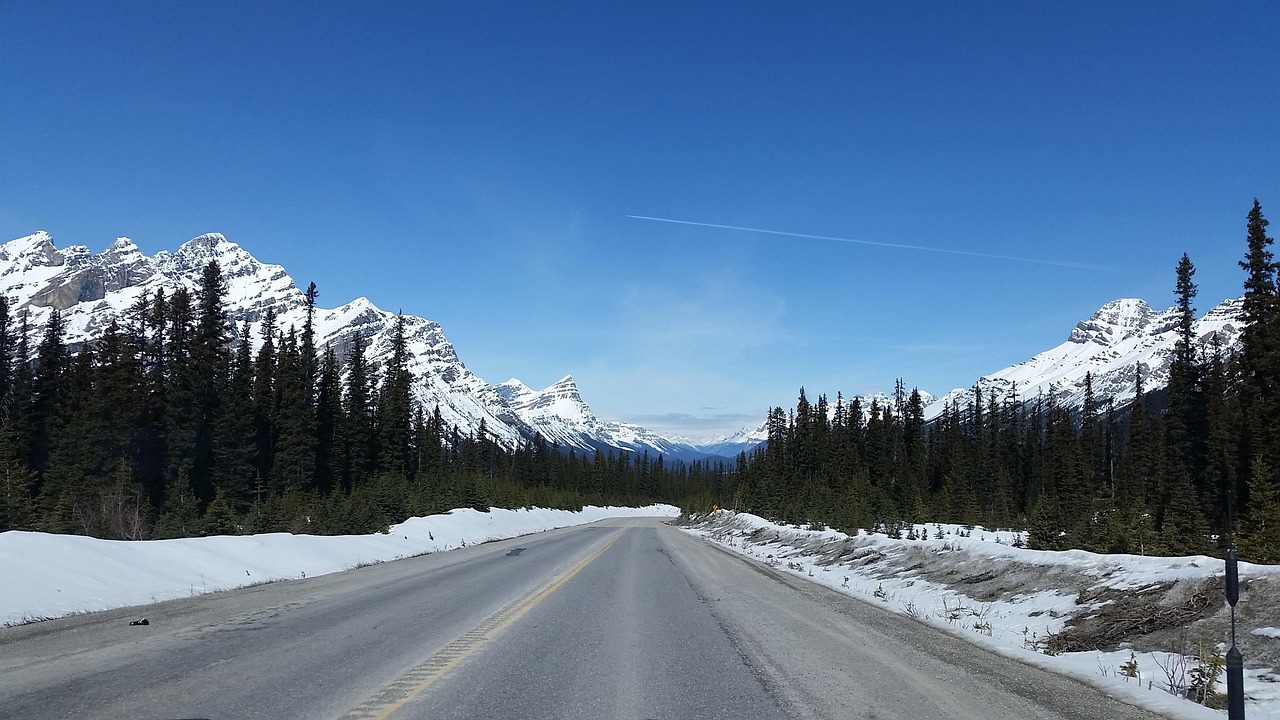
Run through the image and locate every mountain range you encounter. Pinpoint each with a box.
[0,230,735,462]
[0,230,1247,463]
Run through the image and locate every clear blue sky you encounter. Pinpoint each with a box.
[2,1,1277,440]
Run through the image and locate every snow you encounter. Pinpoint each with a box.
[0,504,678,627]
[683,512,1280,720]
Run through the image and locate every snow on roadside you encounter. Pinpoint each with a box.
[0,504,678,627]
[681,511,1280,720]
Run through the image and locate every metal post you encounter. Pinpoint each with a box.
[1225,490,1245,719]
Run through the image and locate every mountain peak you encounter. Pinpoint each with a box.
[188,232,230,248]
[548,374,578,391]
[1068,298,1173,346]
[1,230,61,265]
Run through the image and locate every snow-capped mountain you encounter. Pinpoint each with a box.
[0,230,704,458]
[923,297,1244,420]
[496,376,722,461]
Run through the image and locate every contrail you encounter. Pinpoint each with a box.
[628,214,1130,273]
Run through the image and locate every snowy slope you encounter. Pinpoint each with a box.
[924,297,1244,421]
[0,230,693,455]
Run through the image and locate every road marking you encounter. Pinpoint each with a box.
[337,529,625,720]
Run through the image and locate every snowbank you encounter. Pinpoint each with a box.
[0,504,677,626]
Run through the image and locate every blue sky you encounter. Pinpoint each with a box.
[2,2,1277,440]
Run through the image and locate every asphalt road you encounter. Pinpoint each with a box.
[0,517,1168,720]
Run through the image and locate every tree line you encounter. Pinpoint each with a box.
[0,266,707,538]
[727,200,1280,563]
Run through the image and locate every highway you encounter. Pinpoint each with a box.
[0,517,1166,719]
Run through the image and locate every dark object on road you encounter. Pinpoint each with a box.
[129,618,149,626]
[507,548,526,557]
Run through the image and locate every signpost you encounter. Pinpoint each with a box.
[1225,491,1245,719]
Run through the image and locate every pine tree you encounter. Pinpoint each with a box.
[153,470,199,539]
[301,281,319,387]
[162,288,201,499]
[212,325,257,513]
[0,296,14,411]
[252,308,278,491]
[1238,457,1280,563]
[313,346,341,495]
[1166,253,1207,500]
[1237,200,1279,467]
[269,328,317,494]
[28,308,68,477]
[201,487,240,536]
[1160,469,1211,556]
[340,329,374,490]
[375,314,413,481]
[0,417,36,531]
[189,260,232,503]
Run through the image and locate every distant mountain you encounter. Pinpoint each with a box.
[694,423,768,458]
[923,296,1244,420]
[0,230,708,459]
[496,376,731,462]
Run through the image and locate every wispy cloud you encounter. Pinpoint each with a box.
[629,214,1134,273]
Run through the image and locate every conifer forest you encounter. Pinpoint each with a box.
[1,201,1277,566]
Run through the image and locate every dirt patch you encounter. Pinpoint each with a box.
[1043,580,1218,654]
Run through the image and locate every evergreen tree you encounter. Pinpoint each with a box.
[28,309,68,478]
[1166,253,1207,499]
[189,260,232,503]
[0,296,14,412]
[212,325,257,513]
[301,282,319,387]
[252,308,278,491]
[313,346,341,495]
[0,417,36,531]
[1237,457,1280,563]
[339,329,375,490]
[375,314,414,481]
[1160,469,1211,556]
[1237,200,1279,466]
[153,470,199,539]
[269,328,317,494]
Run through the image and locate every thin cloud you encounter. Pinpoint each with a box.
[629,214,1135,273]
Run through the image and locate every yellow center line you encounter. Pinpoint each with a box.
[337,528,626,720]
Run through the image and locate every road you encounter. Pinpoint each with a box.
[0,517,1167,720]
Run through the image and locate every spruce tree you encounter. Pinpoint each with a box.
[1237,200,1279,467]
[252,308,278,490]
[189,260,231,502]
[1166,253,1207,499]
[375,314,414,481]
[0,417,36,531]
[28,309,68,478]
[1237,457,1280,563]
[340,329,374,490]
[313,346,341,495]
[269,328,317,495]
[212,325,257,513]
